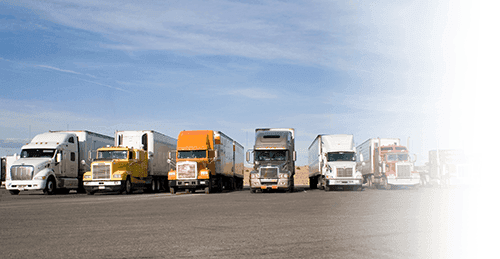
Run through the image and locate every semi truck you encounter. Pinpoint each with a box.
[428,149,470,186]
[168,130,244,194]
[1,154,20,188]
[5,131,114,195]
[356,138,420,189]
[246,128,296,193]
[308,134,363,191]
[83,130,177,194]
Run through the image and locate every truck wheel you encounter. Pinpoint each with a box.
[44,177,56,195]
[125,177,134,194]
[250,188,256,193]
[9,190,20,195]
[86,190,95,195]
[151,179,158,193]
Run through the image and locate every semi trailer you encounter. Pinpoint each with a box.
[308,134,362,191]
[83,130,177,194]
[5,130,114,195]
[168,130,244,194]
[247,128,296,193]
[357,138,420,189]
[428,149,470,186]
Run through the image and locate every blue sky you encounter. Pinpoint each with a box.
[0,0,496,165]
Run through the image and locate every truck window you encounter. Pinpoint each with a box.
[98,150,128,160]
[20,149,56,158]
[327,152,356,162]
[68,137,75,143]
[71,152,75,161]
[255,150,287,161]
[178,150,207,159]
[142,134,148,151]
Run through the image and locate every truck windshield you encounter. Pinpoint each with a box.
[178,150,207,159]
[386,153,408,161]
[98,151,128,160]
[327,152,355,162]
[20,149,55,158]
[255,150,287,161]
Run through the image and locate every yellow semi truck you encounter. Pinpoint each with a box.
[83,146,148,194]
[83,130,176,194]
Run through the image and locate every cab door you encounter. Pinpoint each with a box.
[63,136,78,177]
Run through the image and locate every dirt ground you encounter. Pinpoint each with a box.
[244,166,309,186]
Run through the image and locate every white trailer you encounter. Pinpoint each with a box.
[308,134,362,191]
[115,130,177,189]
[5,130,114,195]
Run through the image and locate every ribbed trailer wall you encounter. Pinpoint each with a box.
[308,135,321,178]
[233,141,244,179]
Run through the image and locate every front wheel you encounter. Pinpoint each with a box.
[44,177,56,195]
[125,177,134,194]
[9,190,20,195]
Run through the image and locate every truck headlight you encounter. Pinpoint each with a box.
[199,170,209,179]
[34,175,47,180]
[112,174,123,179]
[84,174,92,179]
[279,173,289,179]
[168,171,177,180]
[250,173,259,179]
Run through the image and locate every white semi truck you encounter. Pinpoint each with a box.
[5,131,114,195]
[428,149,470,187]
[357,138,420,189]
[308,134,362,191]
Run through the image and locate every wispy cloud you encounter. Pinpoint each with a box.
[36,65,83,75]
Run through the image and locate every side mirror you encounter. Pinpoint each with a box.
[293,151,296,162]
[215,150,219,159]
[246,151,251,162]
[359,153,364,162]
[56,153,62,163]
[412,153,417,163]
[81,160,86,166]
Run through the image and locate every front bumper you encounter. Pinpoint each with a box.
[170,179,209,189]
[250,179,291,190]
[327,179,362,186]
[387,178,420,186]
[83,180,124,192]
[5,180,46,191]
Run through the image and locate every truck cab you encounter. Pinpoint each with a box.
[6,132,79,195]
[247,128,296,193]
[376,145,420,187]
[83,147,148,194]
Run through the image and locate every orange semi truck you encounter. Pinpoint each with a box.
[168,130,244,194]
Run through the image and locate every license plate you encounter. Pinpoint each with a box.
[99,186,105,189]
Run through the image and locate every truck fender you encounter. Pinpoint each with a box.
[34,168,56,181]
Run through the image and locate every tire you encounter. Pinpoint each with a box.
[309,177,317,189]
[44,177,56,195]
[86,190,95,195]
[151,179,157,193]
[125,177,134,194]
[381,177,390,190]
[9,190,20,195]
[250,188,256,193]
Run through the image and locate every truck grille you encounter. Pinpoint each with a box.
[93,163,111,180]
[10,166,34,180]
[178,162,196,179]
[336,168,353,177]
[260,167,278,179]
[397,164,411,178]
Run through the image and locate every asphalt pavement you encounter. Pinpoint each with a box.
[0,186,480,259]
